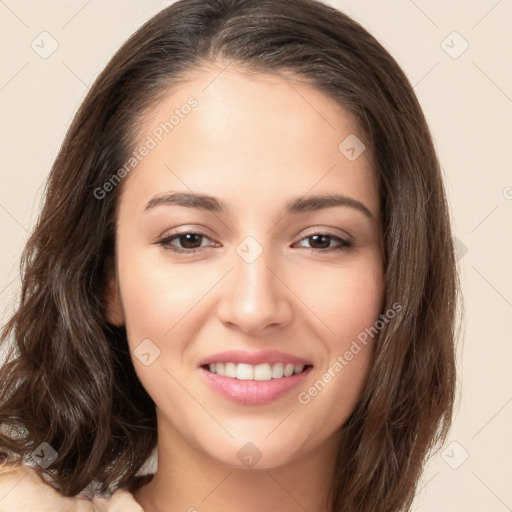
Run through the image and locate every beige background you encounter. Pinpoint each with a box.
[1,0,511,510]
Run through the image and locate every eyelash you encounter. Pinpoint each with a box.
[156,230,352,254]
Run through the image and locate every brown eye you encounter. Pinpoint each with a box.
[173,233,204,249]
[158,232,216,253]
[306,234,332,249]
[295,232,352,252]
[157,230,352,255]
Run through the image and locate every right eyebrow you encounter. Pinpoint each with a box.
[145,191,228,213]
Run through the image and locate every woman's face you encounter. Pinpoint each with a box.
[107,64,384,469]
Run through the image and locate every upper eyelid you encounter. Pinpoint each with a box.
[159,229,351,247]
[159,223,353,239]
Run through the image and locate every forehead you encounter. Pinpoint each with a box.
[120,65,379,219]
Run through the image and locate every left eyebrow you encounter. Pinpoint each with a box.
[144,191,376,221]
[285,193,375,221]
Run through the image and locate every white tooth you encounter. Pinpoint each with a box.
[209,362,303,380]
[225,362,237,378]
[294,364,304,374]
[271,363,284,379]
[236,363,254,380]
[283,363,294,377]
[254,363,272,381]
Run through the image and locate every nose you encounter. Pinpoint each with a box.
[216,240,293,335]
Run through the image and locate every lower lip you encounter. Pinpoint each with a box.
[199,366,312,405]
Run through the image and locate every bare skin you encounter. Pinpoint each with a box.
[105,62,384,512]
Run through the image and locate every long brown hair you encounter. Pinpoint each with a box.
[0,1,459,510]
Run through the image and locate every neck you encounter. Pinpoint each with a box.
[134,418,339,512]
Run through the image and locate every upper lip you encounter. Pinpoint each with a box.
[198,349,313,367]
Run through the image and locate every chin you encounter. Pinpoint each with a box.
[196,431,312,471]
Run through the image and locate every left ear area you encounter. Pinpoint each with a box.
[103,266,125,326]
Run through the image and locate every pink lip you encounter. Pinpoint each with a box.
[199,365,313,405]
[197,349,312,367]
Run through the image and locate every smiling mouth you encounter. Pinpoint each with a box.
[202,362,313,381]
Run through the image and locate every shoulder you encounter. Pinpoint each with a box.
[92,486,145,512]
[0,464,144,511]
[0,464,91,511]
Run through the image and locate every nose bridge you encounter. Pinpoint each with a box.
[236,239,273,304]
[218,235,291,333]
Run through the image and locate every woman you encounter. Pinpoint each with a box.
[0,0,458,510]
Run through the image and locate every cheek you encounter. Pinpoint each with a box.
[117,247,206,342]
[115,236,385,458]
[297,253,384,349]
[292,254,384,418]
[118,241,384,359]
[116,248,203,411]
